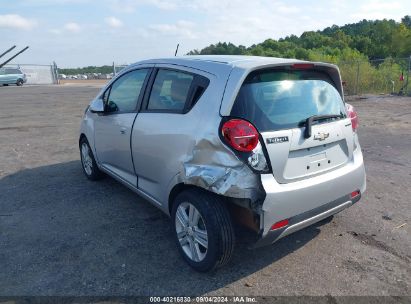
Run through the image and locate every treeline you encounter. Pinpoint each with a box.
[188,16,411,62]
[188,16,411,95]
[58,17,411,94]
[58,65,113,75]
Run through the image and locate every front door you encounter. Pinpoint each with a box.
[93,68,150,186]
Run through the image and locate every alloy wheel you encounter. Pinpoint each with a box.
[175,202,208,262]
[81,142,93,176]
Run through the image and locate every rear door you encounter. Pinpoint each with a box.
[131,66,210,204]
[231,67,353,183]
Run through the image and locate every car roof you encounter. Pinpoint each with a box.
[132,55,306,71]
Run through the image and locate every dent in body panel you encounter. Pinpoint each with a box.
[180,137,265,204]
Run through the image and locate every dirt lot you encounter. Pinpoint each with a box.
[59,79,109,86]
[0,85,410,297]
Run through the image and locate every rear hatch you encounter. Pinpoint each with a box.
[231,65,353,183]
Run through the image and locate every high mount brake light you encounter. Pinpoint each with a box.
[221,119,259,152]
[346,104,359,132]
[291,63,314,69]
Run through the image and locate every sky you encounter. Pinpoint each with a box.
[0,0,409,67]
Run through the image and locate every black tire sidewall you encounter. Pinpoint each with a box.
[171,189,233,272]
[16,79,23,86]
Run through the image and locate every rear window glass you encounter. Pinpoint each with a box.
[231,69,346,132]
[148,69,194,111]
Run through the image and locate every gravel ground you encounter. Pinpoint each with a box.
[0,85,410,296]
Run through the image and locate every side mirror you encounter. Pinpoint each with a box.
[89,98,105,113]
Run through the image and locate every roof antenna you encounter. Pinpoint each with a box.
[174,43,179,56]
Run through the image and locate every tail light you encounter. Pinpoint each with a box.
[221,118,268,172]
[346,103,359,132]
[221,119,258,152]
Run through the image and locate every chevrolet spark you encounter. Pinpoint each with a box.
[79,55,366,272]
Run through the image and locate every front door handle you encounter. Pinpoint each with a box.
[120,127,126,135]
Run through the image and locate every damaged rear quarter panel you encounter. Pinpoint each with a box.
[170,66,266,209]
[181,137,265,203]
[130,62,265,215]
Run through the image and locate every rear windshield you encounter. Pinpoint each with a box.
[231,69,346,132]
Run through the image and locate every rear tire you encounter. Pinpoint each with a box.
[172,189,235,272]
[80,137,103,181]
[16,79,24,86]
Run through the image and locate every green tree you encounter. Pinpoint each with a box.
[402,15,411,29]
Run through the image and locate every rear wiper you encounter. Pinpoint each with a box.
[300,114,343,139]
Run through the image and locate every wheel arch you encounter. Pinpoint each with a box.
[79,133,87,146]
[79,133,98,163]
[168,183,199,215]
[168,183,234,216]
[168,182,261,233]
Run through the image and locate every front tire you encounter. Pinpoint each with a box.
[172,189,235,272]
[80,137,103,180]
[16,79,24,86]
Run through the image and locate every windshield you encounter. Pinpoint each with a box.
[231,69,346,132]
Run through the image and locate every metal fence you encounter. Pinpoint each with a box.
[9,57,408,92]
[3,63,59,85]
[113,63,128,75]
[338,57,411,96]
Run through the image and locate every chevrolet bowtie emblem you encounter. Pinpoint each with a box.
[313,132,330,141]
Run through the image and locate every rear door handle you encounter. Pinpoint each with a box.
[120,127,126,135]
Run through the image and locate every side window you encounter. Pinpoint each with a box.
[147,69,194,111]
[6,69,21,74]
[105,69,149,113]
[187,76,210,110]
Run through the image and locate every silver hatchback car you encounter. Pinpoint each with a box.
[79,55,366,271]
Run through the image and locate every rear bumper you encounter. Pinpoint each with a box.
[255,148,366,247]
